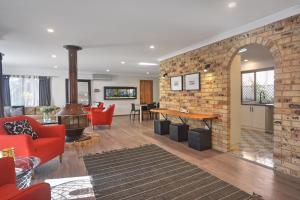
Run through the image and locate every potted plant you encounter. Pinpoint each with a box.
[40,106,55,122]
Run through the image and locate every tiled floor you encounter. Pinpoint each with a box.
[231,129,274,168]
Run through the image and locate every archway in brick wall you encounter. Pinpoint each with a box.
[225,37,281,169]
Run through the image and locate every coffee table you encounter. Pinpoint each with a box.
[15,156,40,189]
[38,119,58,125]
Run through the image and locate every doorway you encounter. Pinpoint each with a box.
[140,80,153,104]
[66,79,92,106]
[230,44,275,168]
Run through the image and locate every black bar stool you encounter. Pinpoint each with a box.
[188,128,212,151]
[169,123,189,142]
[154,120,171,135]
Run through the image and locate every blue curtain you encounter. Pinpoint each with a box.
[2,75,11,106]
[39,76,51,106]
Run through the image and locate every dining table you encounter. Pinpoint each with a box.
[135,104,148,123]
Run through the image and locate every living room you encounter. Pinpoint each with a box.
[0,1,300,200]
[3,63,159,115]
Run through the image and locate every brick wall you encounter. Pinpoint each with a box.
[160,14,300,178]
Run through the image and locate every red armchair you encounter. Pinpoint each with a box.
[0,157,51,200]
[82,105,91,112]
[0,116,65,164]
[86,102,104,121]
[90,104,115,129]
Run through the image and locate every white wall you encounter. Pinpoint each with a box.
[3,67,159,115]
[92,76,159,115]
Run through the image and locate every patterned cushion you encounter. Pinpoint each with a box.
[35,109,43,115]
[9,107,25,116]
[3,120,38,140]
[3,107,11,117]
[24,107,37,115]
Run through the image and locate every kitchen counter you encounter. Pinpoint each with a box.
[241,104,274,133]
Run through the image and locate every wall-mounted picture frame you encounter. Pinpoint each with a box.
[184,73,200,91]
[170,76,183,91]
[104,86,137,100]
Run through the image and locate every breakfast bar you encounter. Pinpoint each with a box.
[150,108,219,151]
[150,108,218,130]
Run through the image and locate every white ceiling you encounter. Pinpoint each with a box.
[240,44,275,71]
[0,0,299,77]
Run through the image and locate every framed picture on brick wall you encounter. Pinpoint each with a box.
[170,76,183,91]
[184,73,200,91]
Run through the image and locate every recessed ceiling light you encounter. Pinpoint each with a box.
[238,48,247,53]
[244,59,249,62]
[146,72,150,75]
[51,54,56,58]
[106,69,110,72]
[228,2,237,8]
[47,28,54,33]
[149,45,155,49]
[53,65,58,69]
[138,62,158,66]
[121,61,126,64]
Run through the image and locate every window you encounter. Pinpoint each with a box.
[10,76,40,106]
[65,79,91,105]
[241,72,255,102]
[241,69,274,104]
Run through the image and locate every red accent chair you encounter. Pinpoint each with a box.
[90,104,115,129]
[0,116,65,164]
[0,157,51,200]
[98,102,104,110]
[83,102,105,112]
[82,105,91,112]
[87,102,104,121]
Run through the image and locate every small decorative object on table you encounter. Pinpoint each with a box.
[0,147,16,160]
[40,106,55,122]
[179,107,189,113]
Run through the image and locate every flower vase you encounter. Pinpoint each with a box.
[43,112,50,122]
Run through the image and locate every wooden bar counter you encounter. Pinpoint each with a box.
[150,108,218,130]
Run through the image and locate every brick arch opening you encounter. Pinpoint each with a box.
[226,37,281,68]
[226,37,281,169]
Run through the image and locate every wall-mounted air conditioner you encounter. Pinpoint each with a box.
[92,74,113,81]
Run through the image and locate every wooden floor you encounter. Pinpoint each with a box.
[34,116,300,200]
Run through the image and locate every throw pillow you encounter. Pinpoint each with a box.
[10,107,24,116]
[4,120,38,140]
[4,107,11,117]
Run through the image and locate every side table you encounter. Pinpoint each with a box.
[15,156,40,189]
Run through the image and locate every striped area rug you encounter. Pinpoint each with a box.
[83,144,263,200]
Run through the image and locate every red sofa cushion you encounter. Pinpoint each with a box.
[33,138,63,161]
[0,184,19,199]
